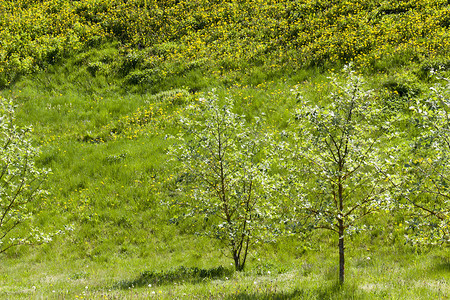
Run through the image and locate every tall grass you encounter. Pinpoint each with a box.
[0,1,449,298]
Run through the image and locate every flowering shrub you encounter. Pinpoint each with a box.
[1,0,449,87]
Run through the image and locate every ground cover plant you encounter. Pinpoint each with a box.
[0,0,449,299]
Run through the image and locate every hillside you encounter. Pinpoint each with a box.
[1,0,450,88]
[0,0,449,298]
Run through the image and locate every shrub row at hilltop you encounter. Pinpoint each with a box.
[1,0,450,88]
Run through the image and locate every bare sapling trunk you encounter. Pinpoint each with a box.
[338,219,345,285]
[338,154,346,285]
[233,246,247,271]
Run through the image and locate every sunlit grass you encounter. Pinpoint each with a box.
[0,66,447,297]
[1,241,448,299]
[0,1,449,298]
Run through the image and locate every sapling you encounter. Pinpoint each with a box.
[404,72,450,245]
[169,92,277,271]
[280,66,397,284]
[0,97,53,253]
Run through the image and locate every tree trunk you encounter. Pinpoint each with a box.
[338,220,345,285]
[233,252,244,271]
[232,238,250,271]
[337,170,345,285]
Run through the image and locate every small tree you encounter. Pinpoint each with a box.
[404,72,450,245]
[282,66,397,284]
[169,92,276,271]
[0,97,51,253]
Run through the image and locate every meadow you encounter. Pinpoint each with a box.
[0,0,449,299]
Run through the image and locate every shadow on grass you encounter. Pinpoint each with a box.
[226,289,311,300]
[114,265,234,289]
[226,283,364,300]
[433,256,450,273]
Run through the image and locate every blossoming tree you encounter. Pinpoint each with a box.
[281,66,398,284]
[169,92,277,271]
[0,98,51,253]
[404,73,450,245]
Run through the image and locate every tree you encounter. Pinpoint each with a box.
[403,72,450,245]
[281,66,397,284]
[169,92,276,271]
[0,97,52,253]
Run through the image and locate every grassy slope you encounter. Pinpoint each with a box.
[0,0,449,298]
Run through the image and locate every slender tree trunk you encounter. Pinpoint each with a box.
[338,175,345,285]
[233,250,243,271]
[232,234,249,271]
[338,220,345,285]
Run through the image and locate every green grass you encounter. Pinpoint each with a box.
[1,241,448,299]
[0,1,449,298]
[0,59,448,297]
[1,62,448,298]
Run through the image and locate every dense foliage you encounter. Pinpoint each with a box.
[1,0,450,87]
